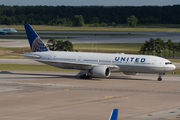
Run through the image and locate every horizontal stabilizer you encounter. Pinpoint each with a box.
[6,53,40,59]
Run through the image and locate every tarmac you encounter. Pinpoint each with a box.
[0,70,180,120]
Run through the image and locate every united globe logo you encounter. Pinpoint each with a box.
[32,37,48,52]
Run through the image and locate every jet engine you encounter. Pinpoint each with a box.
[92,65,111,78]
[123,72,139,75]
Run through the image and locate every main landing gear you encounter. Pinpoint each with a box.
[80,74,92,79]
[79,70,93,79]
[157,73,164,81]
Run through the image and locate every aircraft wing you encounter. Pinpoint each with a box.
[35,59,119,69]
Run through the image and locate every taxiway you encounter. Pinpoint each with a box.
[0,70,180,120]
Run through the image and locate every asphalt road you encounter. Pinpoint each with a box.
[0,70,179,120]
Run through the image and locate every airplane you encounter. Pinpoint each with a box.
[109,109,118,120]
[0,28,17,35]
[10,24,176,81]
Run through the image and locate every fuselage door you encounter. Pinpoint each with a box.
[78,56,83,62]
[46,55,51,60]
[152,60,156,66]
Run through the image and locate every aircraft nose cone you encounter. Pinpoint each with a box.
[173,64,176,70]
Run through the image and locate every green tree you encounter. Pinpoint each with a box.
[140,38,155,55]
[62,40,73,51]
[140,44,146,54]
[56,40,64,51]
[148,37,156,54]
[177,43,180,52]
[4,17,13,25]
[127,15,138,27]
[176,43,180,57]
[172,43,177,58]
[110,22,116,27]
[166,39,174,58]
[155,38,165,56]
[92,17,99,23]
[144,41,151,54]
[94,23,99,27]
[73,15,84,27]
[100,22,108,27]
[140,38,166,56]
[47,38,57,51]
[47,38,73,51]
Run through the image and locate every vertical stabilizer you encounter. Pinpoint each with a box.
[109,109,118,120]
[24,24,48,52]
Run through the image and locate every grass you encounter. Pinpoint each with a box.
[0,47,31,52]
[0,41,12,43]
[0,47,30,59]
[73,43,143,53]
[168,59,180,63]
[167,69,180,75]
[0,54,26,59]
[1,25,180,32]
[0,64,80,72]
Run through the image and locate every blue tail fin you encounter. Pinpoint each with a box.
[109,109,118,120]
[24,24,49,52]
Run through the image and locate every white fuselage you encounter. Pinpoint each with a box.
[0,28,17,34]
[25,51,176,74]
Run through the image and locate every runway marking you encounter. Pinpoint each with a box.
[121,97,130,99]
[63,89,70,91]
[0,94,135,118]
[104,96,114,98]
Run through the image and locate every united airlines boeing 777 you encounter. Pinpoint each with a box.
[15,24,176,81]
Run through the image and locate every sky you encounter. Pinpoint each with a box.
[1,0,180,6]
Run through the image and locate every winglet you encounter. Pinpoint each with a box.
[24,24,48,52]
[109,109,118,120]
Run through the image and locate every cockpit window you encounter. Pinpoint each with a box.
[165,62,172,65]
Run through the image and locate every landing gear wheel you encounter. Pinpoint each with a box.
[157,76,162,81]
[80,75,83,79]
[88,75,92,79]
[79,74,92,79]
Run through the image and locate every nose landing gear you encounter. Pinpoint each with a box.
[158,76,162,81]
[157,73,164,81]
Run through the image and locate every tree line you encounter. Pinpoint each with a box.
[140,38,180,58]
[0,5,180,26]
[47,38,73,51]
[47,37,180,58]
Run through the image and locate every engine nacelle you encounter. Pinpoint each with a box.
[123,72,139,75]
[92,65,111,78]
